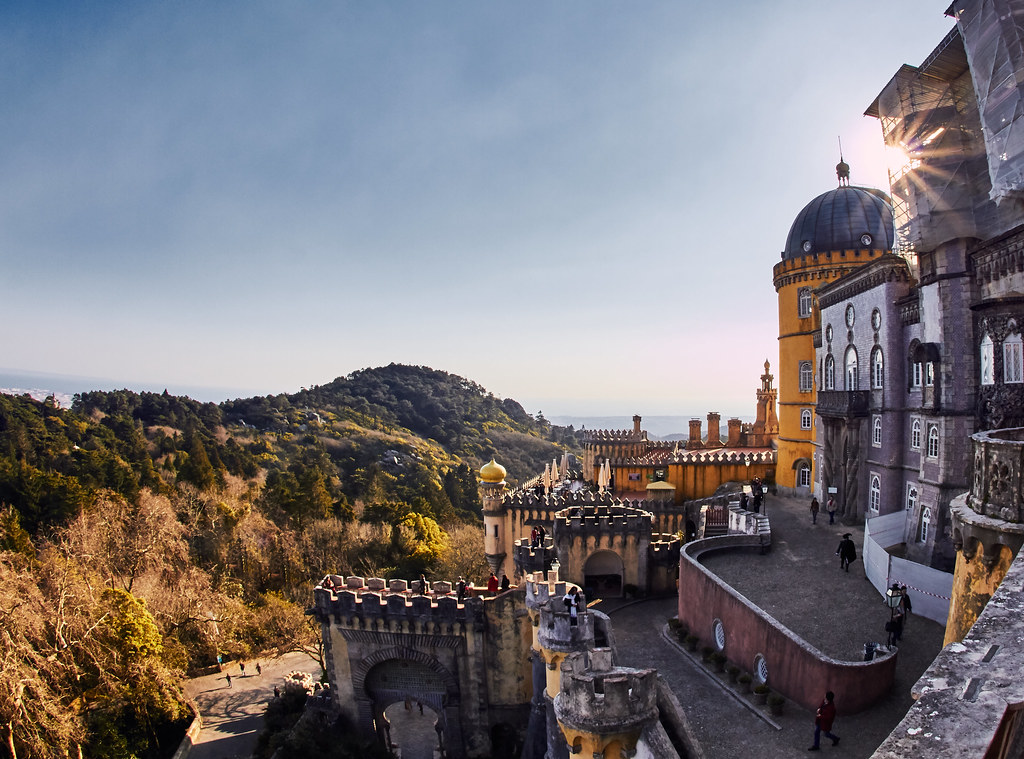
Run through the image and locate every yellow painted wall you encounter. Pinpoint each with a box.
[773,249,884,488]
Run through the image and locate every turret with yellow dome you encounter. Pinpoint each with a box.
[479,458,509,578]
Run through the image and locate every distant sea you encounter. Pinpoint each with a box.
[0,369,260,408]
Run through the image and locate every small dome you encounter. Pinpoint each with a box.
[479,459,507,483]
[783,186,894,259]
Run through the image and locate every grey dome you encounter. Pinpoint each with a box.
[783,186,894,259]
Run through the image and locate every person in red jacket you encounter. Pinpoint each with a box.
[809,691,839,750]
[486,572,499,595]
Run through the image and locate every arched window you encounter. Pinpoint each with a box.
[800,408,812,430]
[797,464,811,487]
[1005,331,1023,384]
[927,426,939,458]
[799,362,813,392]
[845,346,859,390]
[907,484,918,512]
[824,355,835,390]
[798,287,813,318]
[981,334,994,386]
[872,416,882,446]
[871,348,884,389]
[911,419,922,449]
[920,507,932,543]
[869,476,880,512]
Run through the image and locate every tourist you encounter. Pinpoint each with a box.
[808,691,840,750]
[810,497,820,524]
[827,496,836,524]
[419,573,429,595]
[836,534,857,572]
[900,585,913,630]
[530,526,538,548]
[500,574,510,592]
[256,662,262,676]
[225,672,232,688]
[239,661,246,677]
[274,685,280,698]
[740,492,749,511]
[487,572,499,595]
[456,576,467,603]
[563,587,580,626]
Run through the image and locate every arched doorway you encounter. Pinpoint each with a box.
[360,655,455,757]
[382,700,442,759]
[584,550,624,597]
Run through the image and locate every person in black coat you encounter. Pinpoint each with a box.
[836,534,857,572]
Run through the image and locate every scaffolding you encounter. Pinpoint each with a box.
[952,0,1024,204]
[865,3,1024,254]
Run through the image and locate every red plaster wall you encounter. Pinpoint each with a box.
[677,537,896,715]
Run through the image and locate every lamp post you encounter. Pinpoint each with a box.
[885,583,903,646]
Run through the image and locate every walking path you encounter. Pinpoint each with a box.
[600,491,944,758]
[183,652,319,759]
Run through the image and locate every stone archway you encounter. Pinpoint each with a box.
[584,550,624,597]
[352,647,464,757]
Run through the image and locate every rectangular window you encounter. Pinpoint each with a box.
[924,362,934,386]
[628,473,641,481]
[912,362,923,388]
[800,409,812,430]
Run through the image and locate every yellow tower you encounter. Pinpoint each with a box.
[479,458,509,578]
[773,161,892,492]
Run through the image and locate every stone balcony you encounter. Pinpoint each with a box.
[816,390,870,419]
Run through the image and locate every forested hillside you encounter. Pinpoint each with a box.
[0,364,580,759]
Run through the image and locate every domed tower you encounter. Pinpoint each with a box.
[479,459,509,578]
[773,164,895,493]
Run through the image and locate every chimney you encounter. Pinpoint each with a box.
[687,419,704,450]
[633,415,642,434]
[707,412,722,448]
[727,418,742,447]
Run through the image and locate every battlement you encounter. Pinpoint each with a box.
[618,446,775,467]
[502,489,623,509]
[553,503,654,538]
[312,575,487,627]
[581,429,647,443]
[513,539,556,576]
[554,650,658,733]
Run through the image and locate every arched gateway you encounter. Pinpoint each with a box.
[312,576,532,759]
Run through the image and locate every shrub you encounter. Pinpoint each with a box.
[700,646,715,661]
[684,635,699,651]
[753,684,770,695]
[767,694,785,706]
[737,673,752,684]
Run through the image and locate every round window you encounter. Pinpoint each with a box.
[754,654,769,684]
[713,619,726,651]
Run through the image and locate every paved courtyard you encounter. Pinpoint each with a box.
[600,491,945,758]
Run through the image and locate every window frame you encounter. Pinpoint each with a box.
[869,475,881,512]
[799,361,813,393]
[872,416,882,447]
[912,361,923,388]
[981,334,994,386]
[800,408,812,430]
[927,425,939,459]
[797,464,811,488]
[920,507,931,543]
[824,355,835,390]
[911,419,922,450]
[798,287,813,318]
[845,346,858,391]
[1005,332,1023,384]
[871,347,884,389]
[907,483,918,512]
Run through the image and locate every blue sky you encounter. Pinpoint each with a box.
[1,2,954,416]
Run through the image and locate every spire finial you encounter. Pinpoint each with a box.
[836,137,850,186]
